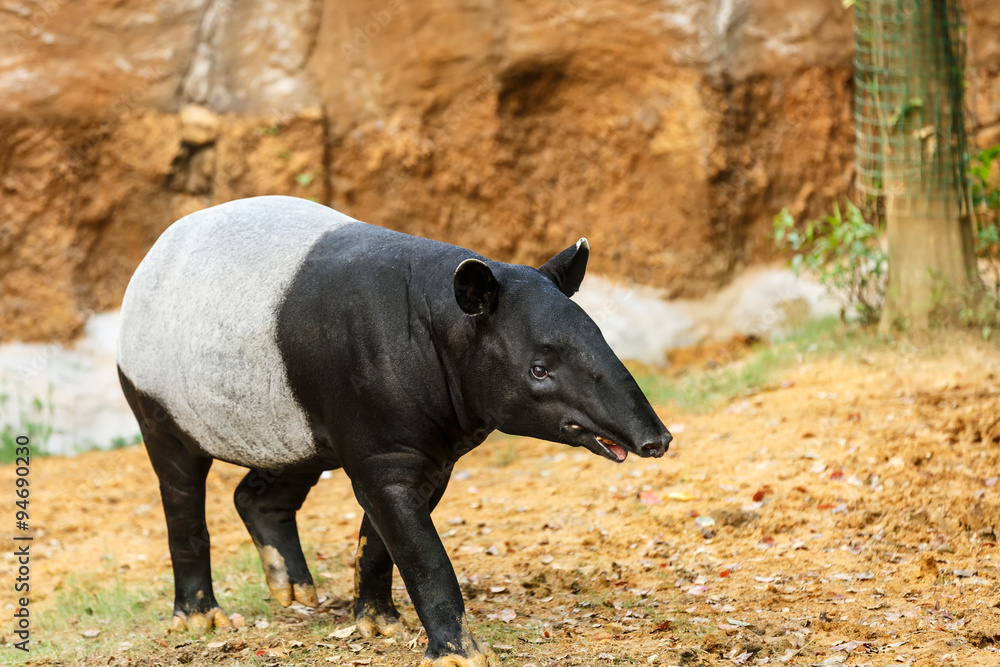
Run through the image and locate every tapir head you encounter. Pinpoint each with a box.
[453,240,672,462]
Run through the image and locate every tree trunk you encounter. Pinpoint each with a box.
[877,0,979,332]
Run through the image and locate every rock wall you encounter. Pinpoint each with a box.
[0,0,997,343]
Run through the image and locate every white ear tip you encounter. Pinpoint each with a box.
[577,238,589,251]
[456,258,487,271]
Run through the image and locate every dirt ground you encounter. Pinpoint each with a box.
[4,340,1000,666]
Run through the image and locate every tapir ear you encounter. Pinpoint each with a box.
[454,258,499,317]
[539,238,589,297]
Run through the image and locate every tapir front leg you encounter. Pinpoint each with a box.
[352,460,495,667]
[353,466,452,639]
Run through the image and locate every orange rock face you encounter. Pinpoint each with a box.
[0,0,997,342]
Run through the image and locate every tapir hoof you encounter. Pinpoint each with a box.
[356,611,407,638]
[419,634,497,667]
[269,580,319,608]
[418,650,497,667]
[257,544,318,607]
[169,608,232,633]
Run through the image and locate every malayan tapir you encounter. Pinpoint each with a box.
[117,195,672,666]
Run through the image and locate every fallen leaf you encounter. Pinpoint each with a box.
[777,648,798,662]
[752,489,766,502]
[329,625,357,639]
[638,491,661,504]
[831,640,865,652]
[499,608,516,623]
[667,491,699,501]
[654,620,672,632]
[228,612,246,628]
[81,629,100,638]
[829,470,844,481]
[206,641,227,649]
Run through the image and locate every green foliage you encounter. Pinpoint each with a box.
[0,384,55,464]
[969,143,1000,336]
[295,172,314,187]
[773,199,887,325]
[970,144,1000,216]
[110,433,144,450]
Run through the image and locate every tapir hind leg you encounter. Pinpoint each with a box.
[144,433,232,632]
[235,469,321,607]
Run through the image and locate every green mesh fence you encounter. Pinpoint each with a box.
[853,0,970,217]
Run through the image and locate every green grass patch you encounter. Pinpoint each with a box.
[0,545,299,665]
[214,544,274,621]
[2,569,170,664]
[631,317,885,412]
[473,617,545,664]
[0,386,55,464]
[0,380,145,462]
[494,443,519,467]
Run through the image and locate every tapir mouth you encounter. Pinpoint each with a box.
[561,422,670,462]
[560,423,631,463]
[596,436,628,463]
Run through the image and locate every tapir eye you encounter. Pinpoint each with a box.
[530,365,548,380]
